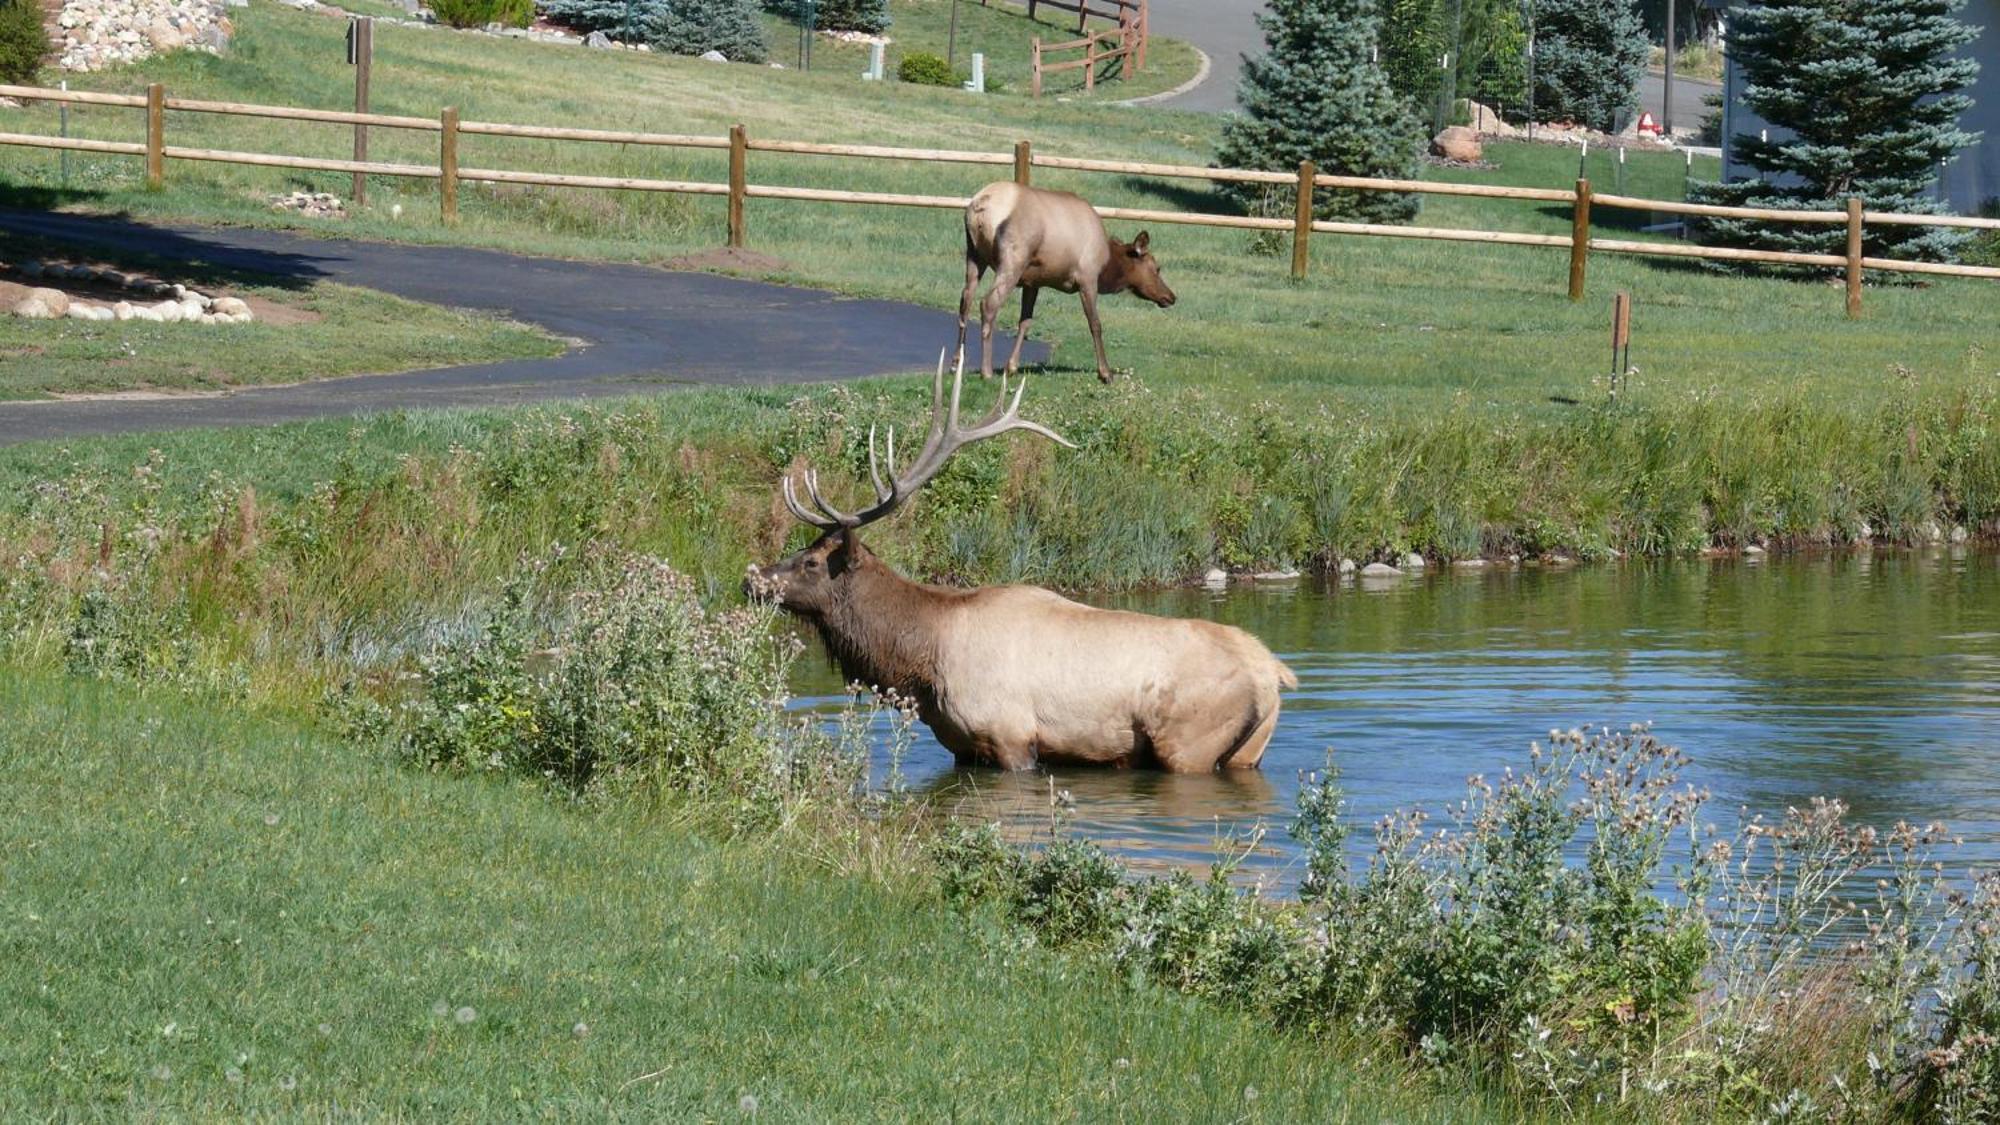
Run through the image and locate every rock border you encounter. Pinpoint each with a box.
[4,259,255,324]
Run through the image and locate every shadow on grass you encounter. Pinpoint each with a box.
[1119,176,1230,216]
[0,189,332,292]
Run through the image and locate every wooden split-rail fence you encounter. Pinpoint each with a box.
[2,81,1998,317]
[1016,0,1147,97]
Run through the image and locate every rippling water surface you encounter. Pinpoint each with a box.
[793,553,2000,889]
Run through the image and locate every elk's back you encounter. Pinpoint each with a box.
[965,183,1110,290]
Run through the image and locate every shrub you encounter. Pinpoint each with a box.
[764,0,887,34]
[0,0,48,84]
[642,0,767,61]
[431,0,532,30]
[1964,199,2000,268]
[391,548,862,817]
[539,0,767,58]
[896,51,956,87]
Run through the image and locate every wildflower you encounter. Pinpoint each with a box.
[739,1093,760,1115]
[1243,1084,1259,1102]
[278,1075,297,1091]
[162,1021,178,1038]
[225,1067,244,1084]
[150,1065,173,1082]
[573,1021,591,1038]
[432,1000,450,1017]
[317,1023,332,1036]
[1114,1057,1131,1069]
[455,1006,477,1024]
[263,813,280,827]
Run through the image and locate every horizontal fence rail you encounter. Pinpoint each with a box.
[1,81,1997,315]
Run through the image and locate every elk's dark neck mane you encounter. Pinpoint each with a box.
[812,555,957,699]
[1098,240,1133,295]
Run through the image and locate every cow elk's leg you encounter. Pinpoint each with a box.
[957,257,986,358]
[979,263,1026,380]
[1078,283,1112,383]
[1005,285,1040,375]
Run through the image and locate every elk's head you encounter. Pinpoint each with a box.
[1114,231,1176,309]
[745,350,1074,620]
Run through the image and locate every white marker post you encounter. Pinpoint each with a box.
[965,53,986,93]
[863,42,885,81]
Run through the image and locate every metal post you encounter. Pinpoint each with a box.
[1663,0,1675,134]
[1845,196,1864,317]
[947,0,961,68]
[1291,161,1315,280]
[1569,177,1592,300]
[439,106,459,225]
[727,124,747,248]
[144,83,164,190]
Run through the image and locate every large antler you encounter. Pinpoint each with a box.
[782,348,1074,532]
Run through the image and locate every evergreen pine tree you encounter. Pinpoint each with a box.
[763,0,888,35]
[1381,0,1450,116]
[1217,0,1424,224]
[1530,0,1648,131]
[1689,0,1979,262]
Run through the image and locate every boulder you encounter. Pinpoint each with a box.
[66,303,97,319]
[1401,552,1427,569]
[1430,126,1483,163]
[27,287,70,317]
[1360,562,1403,578]
[584,30,611,49]
[211,296,250,317]
[699,49,728,62]
[113,302,135,320]
[12,298,53,319]
[1201,567,1228,589]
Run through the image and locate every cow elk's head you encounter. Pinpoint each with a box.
[745,350,1074,618]
[1118,231,1176,309]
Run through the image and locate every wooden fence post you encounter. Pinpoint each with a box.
[1136,0,1147,69]
[1031,39,1042,98]
[1845,196,1864,317]
[439,106,459,226]
[144,82,164,190]
[1084,34,1096,92]
[728,123,747,248]
[1568,177,1592,300]
[1120,13,1134,80]
[1291,160,1314,281]
[1014,140,1031,185]
[350,16,372,208]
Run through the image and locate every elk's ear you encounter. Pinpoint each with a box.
[825,527,859,575]
[1131,231,1151,256]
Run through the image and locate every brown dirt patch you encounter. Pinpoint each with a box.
[663,247,794,275]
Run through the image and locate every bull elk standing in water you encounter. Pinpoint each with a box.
[958,182,1176,384]
[746,353,1295,773]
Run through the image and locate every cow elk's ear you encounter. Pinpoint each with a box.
[1131,231,1151,256]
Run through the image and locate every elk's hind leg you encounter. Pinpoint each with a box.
[979,261,1026,380]
[1005,285,1039,375]
[957,254,986,358]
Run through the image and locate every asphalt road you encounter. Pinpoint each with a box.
[0,210,1041,445]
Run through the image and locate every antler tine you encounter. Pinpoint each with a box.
[782,473,840,530]
[804,468,859,527]
[867,424,889,504]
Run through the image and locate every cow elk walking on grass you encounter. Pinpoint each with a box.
[745,351,1295,773]
[958,182,1177,384]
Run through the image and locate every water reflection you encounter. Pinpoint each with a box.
[793,552,2000,891]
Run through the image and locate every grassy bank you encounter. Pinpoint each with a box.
[1,379,1995,712]
[0,666,1475,1120]
[5,0,1993,418]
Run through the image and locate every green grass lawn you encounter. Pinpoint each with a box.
[0,666,1489,1121]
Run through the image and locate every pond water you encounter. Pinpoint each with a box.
[792,552,2000,891]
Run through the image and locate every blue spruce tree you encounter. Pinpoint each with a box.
[1689,0,1979,262]
[538,0,769,60]
[1530,0,1648,132]
[1217,0,1424,224]
[763,0,889,35]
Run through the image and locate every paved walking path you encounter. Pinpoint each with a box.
[0,210,1036,445]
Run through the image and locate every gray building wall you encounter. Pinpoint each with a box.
[1719,0,1995,215]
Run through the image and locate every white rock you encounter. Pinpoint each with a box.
[1452,558,1488,568]
[25,287,71,316]
[179,299,204,319]
[1401,552,1426,569]
[1949,525,1969,544]
[1201,567,1228,589]
[12,298,52,319]
[1742,543,1766,556]
[211,296,249,316]
[229,311,254,323]
[112,301,133,320]
[66,304,97,319]
[1360,562,1402,578]
[1252,569,1300,582]
[1336,558,1357,575]
[131,306,163,322]
[154,300,184,323]
[700,49,728,62]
